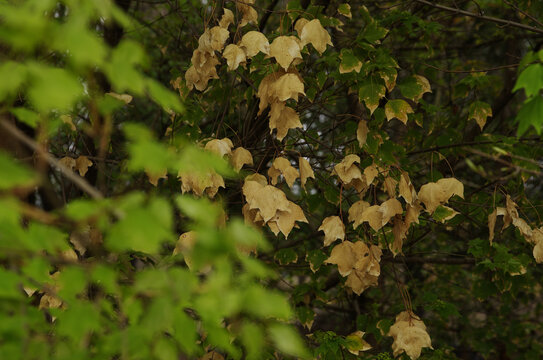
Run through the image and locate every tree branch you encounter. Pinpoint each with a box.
[0,119,104,200]
[414,0,543,34]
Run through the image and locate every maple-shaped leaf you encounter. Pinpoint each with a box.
[385,99,413,124]
[268,157,299,188]
[209,26,229,52]
[269,102,303,141]
[74,156,93,177]
[242,179,290,223]
[223,44,246,71]
[399,75,431,102]
[204,138,233,157]
[270,73,305,102]
[469,101,492,130]
[269,36,303,70]
[333,154,362,184]
[399,171,416,204]
[318,216,345,246]
[338,4,352,19]
[363,163,379,185]
[236,0,257,27]
[348,200,370,228]
[379,67,397,92]
[294,18,309,36]
[230,146,253,172]
[339,49,362,74]
[357,120,368,147]
[59,156,76,171]
[178,170,225,198]
[219,8,234,28]
[379,198,403,226]
[267,201,308,238]
[359,81,386,115]
[299,157,314,190]
[300,19,333,54]
[388,311,433,360]
[418,177,464,213]
[240,31,270,58]
[345,331,371,355]
[257,70,283,114]
[145,168,167,186]
[325,241,361,276]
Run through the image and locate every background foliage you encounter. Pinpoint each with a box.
[1,0,543,359]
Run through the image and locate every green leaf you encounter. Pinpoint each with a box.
[105,40,146,94]
[0,268,22,299]
[0,151,36,190]
[243,286,292,319]
[146,78,184,113]
[358,79,386,115]
[361,21,388,43]
[515,95,543,136]
[10,107,39,128]
[268,323,311,359]
[27,64,84,112]
[339,49,361,73]
[240,322,265,360]
[106,196,173,253]
[274,248,298,265]
[384,99,413,124]
[0,61,26,101]
[513,64,543,98]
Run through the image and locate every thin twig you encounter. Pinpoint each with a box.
[414,0,543,34]
[0,119,104,199]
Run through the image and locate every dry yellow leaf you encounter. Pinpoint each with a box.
[219,8,234,28]
[405,202,422,226]
[363,163,379,184]
[399,171,416,204]
[270,73,305,102]
[178,170,224,198]
[237,0,257,27]
[240,31,270,58]
[333,154,362,184]
[384,176,398,197]
[75,155,93,177]
[348,200,370,228]
[533,236,543,263]
[357,120,368,147]
[269,102,303,141]
[388,311,433,360]
[230,146,253,172]
[209,26,229,52]
[391,216,408,256]
[205,138,233,157]
[222,44,246,71]
[379,198,403,226]
[146,168,167,186]
[59,156,76,171]
[106,92,133,104]
[257,70,283,114]
[299,157,315,189]
[325,240,361,276]
[488,208,497,245]
[268,157,299,188]
[268,201,307,238]
[359,205,383,231]
[245,173,267,186]
[269,36,303,70]
[318,216,345,246]
[242,180,290,222]
[418,177,464,213]
[300,19,333,54]
[294,18,309,36]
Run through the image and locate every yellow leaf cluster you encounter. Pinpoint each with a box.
[332,154,367,194]
[489,195,543,263]
[242,176,307,238]
[388,311,433,360]
[325,241,382,295]
[351,198,403,231]
[59,155,93,177]
[178,170,224,198]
